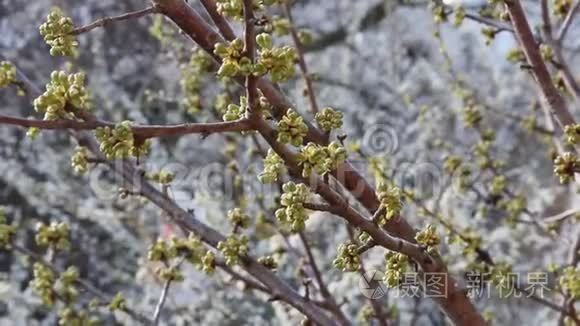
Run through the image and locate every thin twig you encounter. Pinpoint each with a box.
[464,12,514,34]
[71,6,158,35]
[199,0,236,41]
[298,232,349,325]
[557,0,580,43]
[284,1,320,114]
[152,278,172,325]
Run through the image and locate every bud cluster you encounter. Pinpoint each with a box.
[275,182,311,232]
[34,71,91,121]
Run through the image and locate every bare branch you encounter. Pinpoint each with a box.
[505,0,576,129]
[152,278,172,325]
[284,2,320,114]
[199,0,236,41]
[71,6,158,35]
[298,232,349,324]
[557,0,580,43]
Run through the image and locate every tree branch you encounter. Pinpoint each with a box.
[199,0,236,41]
[284,2,320,114]
[71,6,158,35]
[0,114,253,138]
[505,0,576,129]
[152,278,172,325]
[298,232,348,324]
[557,0,580,43]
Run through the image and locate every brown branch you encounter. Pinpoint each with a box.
[243,0,260,121]
[557,0,580,43]
[298,232,349,325]
[0,114,253,138]
[505,0,576,129]
[541,0,580,103]
[284,2,320,114]
[303,202,341,214]
[199,0,236,41]
[464,12,514,34]
[71,6,158,35]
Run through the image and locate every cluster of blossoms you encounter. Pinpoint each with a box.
[296,142,347,177]
[275,182,311,232]
[473,139,493,169]
[108,292,127,311]
[564,123,580,145]
[257,255,278,270]
[213,34,297,83]
[54,266,80,304]
[31,263,81,308]
[223,96,248,121]
[277,109,309,146]
[214,39,252,77]
[383,251,409,288]
[506,48,526,63]
[258,149,286,183]
[214,93,232,116]
[70,146,89,174]
[540,44,554,62]
[415,224,440,253]
[181,50,213,114]
[147,170,175,185]
[58,307,98,326]
[481,27,498,46]
[0,61,16,88]
[35,221,70,251]
[31,263,57,306]
[499,195,527,223]
[462,105,482,127]
[315,107,343,132]
[453,6,466,27]
[254,33,297,82]
[560,267,580,299]
[554,0,572,17]
[0,209,16,249]
[489,175,507,195]
[215,0,262,20]
[271,16,291,36]
[148,234,216,279]
[34,71,91,121]
[554,152,580,184]
[376,183,404,225]
[217,234,250,266]
[95,121,151,160]
[227,208,251,229]
[443,155,462,174]
[40,8,78,56]
[332,241,361,272]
